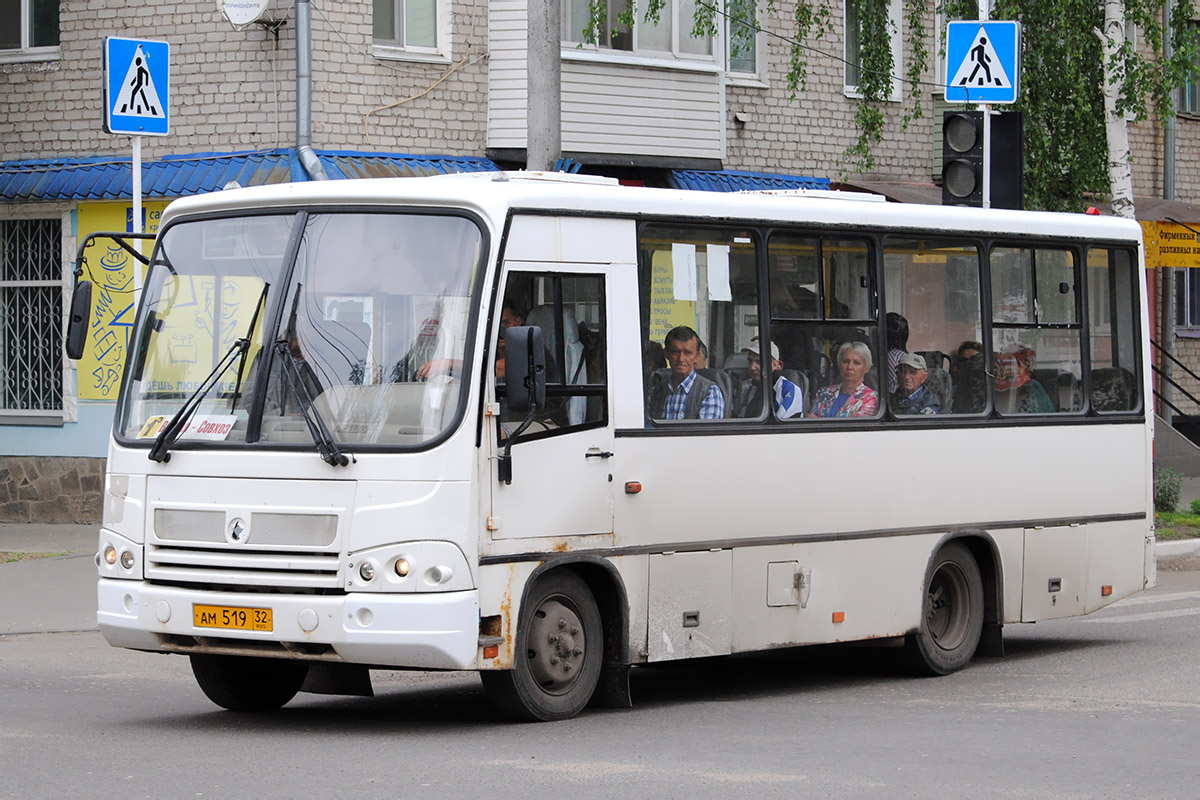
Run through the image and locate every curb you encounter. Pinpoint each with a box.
[1157,538,1200,558]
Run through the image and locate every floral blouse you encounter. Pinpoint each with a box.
[811,382,878,418]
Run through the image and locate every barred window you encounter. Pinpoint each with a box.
[0,218,63,412]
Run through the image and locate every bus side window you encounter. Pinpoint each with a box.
[1087,247,1140,413]
[769,234,879,420]
[638,225,761,423]
[883,238,984,416]
[990,246,1083,415]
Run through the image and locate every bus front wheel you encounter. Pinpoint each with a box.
[482,570,603,721]
[190,654,309,711]
[904,541,984,676]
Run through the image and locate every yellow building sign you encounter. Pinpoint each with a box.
[76,201,169,400]
[1141,220,1200,269]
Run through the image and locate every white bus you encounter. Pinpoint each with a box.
[83,172,1152,721]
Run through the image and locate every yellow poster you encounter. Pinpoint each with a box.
[76,201,169,400]
[647,249,698,345]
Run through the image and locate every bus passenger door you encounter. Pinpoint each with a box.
[488,267,613,540]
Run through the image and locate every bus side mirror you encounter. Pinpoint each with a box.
[505,325,546,414]
[65,280,92,360]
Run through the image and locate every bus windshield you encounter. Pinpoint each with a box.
[117,210,485,451]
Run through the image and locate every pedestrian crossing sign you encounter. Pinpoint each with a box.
[945,21,1020,104]
[104,37,170,136]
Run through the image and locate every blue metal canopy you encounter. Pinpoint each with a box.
[0,149,500,202]
[669,169,831,193]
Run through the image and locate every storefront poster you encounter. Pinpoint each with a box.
[76,202,168,400]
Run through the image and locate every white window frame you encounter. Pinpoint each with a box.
[0,0,60,65]
[372,0,452,64]
[843,0,903,101]
[725,1,765,83]
[561,0,717,66]
[0,207,75,425]
[1175,268,1200,336]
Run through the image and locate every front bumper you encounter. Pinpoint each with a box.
[98,579,480,669]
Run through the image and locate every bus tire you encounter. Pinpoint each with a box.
[904,541,984,676]
[482,570,603,721]
[189,654,309,711]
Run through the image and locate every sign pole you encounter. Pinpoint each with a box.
[978,4,991,209]
[132,134,144,292]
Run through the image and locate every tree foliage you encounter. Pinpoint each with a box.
[586,1,1200,210]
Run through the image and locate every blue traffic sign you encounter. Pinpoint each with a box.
[104,37,170,136]
[945,21,1021,104]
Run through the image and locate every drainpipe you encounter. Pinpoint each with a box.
[296,0,329,180]
[1163,1,1175,424]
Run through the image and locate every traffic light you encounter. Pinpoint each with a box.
[941,110,1023,209]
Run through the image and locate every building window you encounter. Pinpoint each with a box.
[0,218,63,414]
[562,0,713,60]
[1181,23,1200,114]
[844,0,902,98]
[727,0,758,74]
[0,0,59,54]
[1175,269,1200,328]
[374,0,438,51]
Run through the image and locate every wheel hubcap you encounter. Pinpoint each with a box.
[526,598,586,695]
[925,561,970,651]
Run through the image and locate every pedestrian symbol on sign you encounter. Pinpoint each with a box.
[949,27,1013,90]
[113,46,163,118]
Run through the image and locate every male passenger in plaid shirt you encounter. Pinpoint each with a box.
[648,326,725,420]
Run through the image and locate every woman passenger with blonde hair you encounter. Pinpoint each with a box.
[811,341,878,418]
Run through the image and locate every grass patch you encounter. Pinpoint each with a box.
[1155,512,1200,540]
[0,551,71,563]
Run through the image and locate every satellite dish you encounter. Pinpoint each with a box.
[219,0,276,29]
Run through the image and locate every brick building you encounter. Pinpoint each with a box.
[2,0,1199,520]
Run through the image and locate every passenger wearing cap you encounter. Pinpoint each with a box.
[737,336,783,417]
[892,352,942,416]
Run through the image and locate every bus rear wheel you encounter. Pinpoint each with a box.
[482,570,603,721]
[904,541,984,676]
[190,654,309,711]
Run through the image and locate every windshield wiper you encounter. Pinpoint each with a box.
[149,338,249,463]
[273,339,350,467]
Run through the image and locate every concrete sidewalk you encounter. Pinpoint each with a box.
[0,524,98,635]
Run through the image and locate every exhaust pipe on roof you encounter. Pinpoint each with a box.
[296,0,329,181]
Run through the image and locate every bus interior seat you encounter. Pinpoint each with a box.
[695,368,735,418]
[1091,367,1136,411]
[777,369,809,413]
[1032,369,1060,411]
[1057,372,1082,412]
[921,367,953,411]
[916,350,951,372]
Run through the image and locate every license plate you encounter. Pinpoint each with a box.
[193,604,273,632]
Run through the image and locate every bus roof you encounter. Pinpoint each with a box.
[159,171,1145,244]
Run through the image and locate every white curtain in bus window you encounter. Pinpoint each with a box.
[883,238,983,416]
[638,226,760,422]
[1087,247,1139,412]
[990,246,1082,414]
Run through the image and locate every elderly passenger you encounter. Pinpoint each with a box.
[891,353,942,415]
[811,341,878,418]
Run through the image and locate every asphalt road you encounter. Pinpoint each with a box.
[1,568,1198,798]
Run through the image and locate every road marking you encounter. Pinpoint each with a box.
[1111,590,1200,608]
[1083,606,1200,624]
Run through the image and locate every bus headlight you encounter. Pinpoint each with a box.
[120,550,135,570]
[394,558,411,577]
[343,542,472,593]
[104,545,117,565]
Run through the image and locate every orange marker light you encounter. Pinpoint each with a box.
[1101,585,1113,597]
[483,645,499,659]
[625,481,642,495]
[832,611,845,624]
